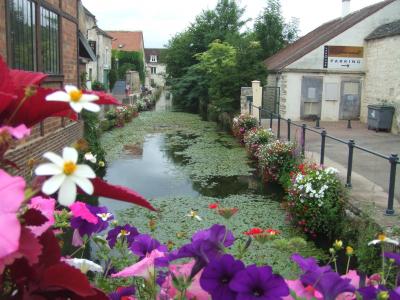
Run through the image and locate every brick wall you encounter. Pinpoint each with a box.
[362,36,400,133]
[0,0,6,59]
[2,0,84,178]
[5,121,84,178]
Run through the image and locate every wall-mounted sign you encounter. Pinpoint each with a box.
[88,41,97,56]
[323,46,364,70]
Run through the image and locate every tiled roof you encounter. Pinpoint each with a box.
[365,19,400,40]
[107,31,144,52]
[144,48,164,63]
[264,0,396,71]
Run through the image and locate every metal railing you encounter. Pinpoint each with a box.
[248,102,399,215]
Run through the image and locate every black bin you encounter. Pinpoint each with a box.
[367,105,395,132]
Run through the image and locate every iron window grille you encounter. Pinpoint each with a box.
[150,67,157,74]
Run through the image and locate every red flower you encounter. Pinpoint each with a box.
[208,203,218,209]
[244,227,264,236]
[217,207,238,219]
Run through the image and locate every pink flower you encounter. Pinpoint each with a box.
[0,124,30,139]
[28,196,56,237]
[283,279,323,300]
[0,170,25,259]
[69,201,98,224]
[336,270,359,300]
[112,249,165,280]
[161,260,209,300]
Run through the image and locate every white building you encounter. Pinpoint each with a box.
[144,48,166,87]
[82,6,113,90]
[264,0,400,130]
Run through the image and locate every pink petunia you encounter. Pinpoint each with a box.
[283,279,323,300]
[69,201,98,224]
[0,124,30,139]
[28,196,56,237]
[337,270,359,300]
[112,249,165,280]
[0,170,25,259]
[161,260,209,300]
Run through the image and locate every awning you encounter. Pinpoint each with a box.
[78,31,97,61]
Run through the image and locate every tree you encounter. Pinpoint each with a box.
[254,0,299,59]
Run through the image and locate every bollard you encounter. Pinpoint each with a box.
[347,119,352,129]
[301,124,306,156]
[320,130,326,165]
[315,117,320,129]
[270,112,273,129]
[277,114,281,139]
[287,119,291,141]
[346,140,355,187]
[386,154,398,215]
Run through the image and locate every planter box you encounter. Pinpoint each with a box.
[367,105,395,132]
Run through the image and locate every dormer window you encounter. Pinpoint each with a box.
[150,55,157,62]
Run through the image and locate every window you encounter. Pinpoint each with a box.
[40,7,60,74]
[7,0,60,74]
[8,0,37,71]
[151,67,157,74]
[150,55,157,62]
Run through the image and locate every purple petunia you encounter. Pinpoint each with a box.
[107,224,139,248]
[108,286,135,300]
[130,234,167,259]
[200,254,245,300]
[168,224,235,278]
[384,252,400,266]
[358,285,400,300]
[229,264,289,300]
[70,204,112,237]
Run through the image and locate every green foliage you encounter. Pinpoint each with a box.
[92,81,106,91]
[113,50,145,82]
[80,72,88,89]
[108,68,117,91]
[254,0,299,58]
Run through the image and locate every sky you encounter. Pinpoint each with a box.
[82,0,383,48]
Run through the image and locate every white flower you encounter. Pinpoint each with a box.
[97,212,113,221]
[46,85,100,113]
[84,152,97,163]
[35,147,96,206]
[186,210,202,221]
[368,234,399,246]
[326,167,339,174]
[63,258,103,274]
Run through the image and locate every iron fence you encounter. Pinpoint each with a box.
[249,103,399,215]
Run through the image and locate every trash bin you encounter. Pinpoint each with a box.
[367,105,395,132]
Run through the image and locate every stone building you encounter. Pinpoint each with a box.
[264,0,400,130]
[79,5,112,90]
[144,48,166,87]
[0,0,83,177]
[363,20,400,132]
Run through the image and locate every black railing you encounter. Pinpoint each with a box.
[249,103,399,215]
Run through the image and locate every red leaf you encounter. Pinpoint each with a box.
[2,87,77,127]
[22,208,48,226]
[37,229,61,267]
[91,177,156,211]
[90,90,121,105]
[9,69,47,90]
[40,262,96,297]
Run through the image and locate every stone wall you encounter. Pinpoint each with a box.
[240,87,252,114]
[362,36,400,133]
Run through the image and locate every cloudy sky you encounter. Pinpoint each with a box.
[82,0,383,48]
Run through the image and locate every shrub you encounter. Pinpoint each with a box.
[92,81,106,91]
[244,127,275,158]
[257,140,298,186]
[286,165,346,239]
[232,114,258,143]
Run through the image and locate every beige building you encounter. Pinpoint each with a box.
[363,20,400,132]
[144,48,166,87]
[79,6,113,90]
[264,0,400,131]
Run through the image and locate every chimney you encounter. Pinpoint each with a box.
[342,0,351,17]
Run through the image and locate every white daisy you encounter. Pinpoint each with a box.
[186,210,202,221]
[368,234,399,246]
[97,212,113,221]
[84,152,97,163]
[35,147,96,206]
[63,258,103,274]
[46,85,100,113]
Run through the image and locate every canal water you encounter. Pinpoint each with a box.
[100,133,282,214]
